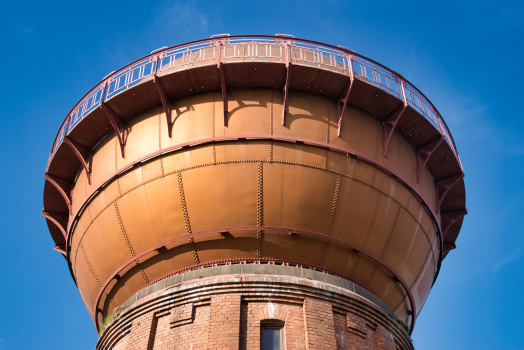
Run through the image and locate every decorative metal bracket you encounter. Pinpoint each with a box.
[44,173,72,214]
[53,245,67,256]
[443,242,457,256]
[216,42,228,126]
[42,211,67,240]
[435,173,464,214]
[416,136,444,184]
[100,101,126,158]
[383,81,408,157]
[383,104,407,157]
[153,75,173,138]
[282,43,291,126]
[63,136,92,184]
[441,210,467,239]
[338,55,355,137]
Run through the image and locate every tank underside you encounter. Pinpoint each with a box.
[42,37,466,332]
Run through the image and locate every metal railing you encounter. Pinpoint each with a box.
[48,35,462,171]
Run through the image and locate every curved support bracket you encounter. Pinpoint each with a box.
[63,137,92,184]
[100,102,126,158]
[153,75,173,138]
[93,226,417,332]
[435,173,464,214]
[44,173,72,214]
[416,136,444,184]
[337,80,353,137]
[282,44,291,126]
[42,211,67,240]
[338,55,354,137]
[383,103,407,157]
[441,210,467,240]
[216,43,228,126]
[54,245,67,257]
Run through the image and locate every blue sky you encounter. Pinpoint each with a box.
[0,0,522,349]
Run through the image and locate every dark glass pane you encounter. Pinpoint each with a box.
[262,327,281,350]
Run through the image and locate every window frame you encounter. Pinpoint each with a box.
[260,320,285,350]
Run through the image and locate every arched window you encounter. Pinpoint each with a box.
[261,320,284,350]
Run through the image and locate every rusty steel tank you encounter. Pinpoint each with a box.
[42,35,466,333]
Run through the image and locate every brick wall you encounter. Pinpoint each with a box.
[240,301,305,350]
[125,312,156,350]
[332,312,398,350]
[97,274,413,350]
[208,294,241,349]
[376,325,396,350]
[303,298,338,350]
[152,305,210,350]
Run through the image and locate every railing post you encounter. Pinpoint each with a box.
[400,79,407,107]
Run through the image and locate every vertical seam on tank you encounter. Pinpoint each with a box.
[81,243,117,308]
[159,113,164,177]
[410,248,431,290]
[177,172,200,264]
[375,115,379,161]
[318,175,341,265]
[372,116,378,185]
[270,89,273,162]
[257,162,264,257]
[426,217,438,268]
[365,206,401,287]
[81,243,102,286]
[114,201,150,284]
[392,297,406,312]
[85,177,92,222]
[115,138,121,195]
[78,287,94,317]
[324,104,329,169]
[212,92,216,165]
[72,158,436,276]
[380,206,401,259]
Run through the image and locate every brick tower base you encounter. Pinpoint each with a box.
[96,264,413,350]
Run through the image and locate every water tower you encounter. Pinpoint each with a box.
[43,35,466,350]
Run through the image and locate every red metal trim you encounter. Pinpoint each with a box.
[63,137,92,184]
[282,44,291,126]
[145,257,363,289]
[93,226,416,332]
[337,55,354,137]
[383,84,408,157]
[416,137,444,184]
[54,245,67,256]
[47,35,462,172]
[100,101,126,158]
[383,105,407,157]
[441,210,467,239]
[66,134,444,281]
[217,43,228,126]
[44,173,72,214]
[42,211,67,240]
[153,75,173,138]
[435,174,464,214]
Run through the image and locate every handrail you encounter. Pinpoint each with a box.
[46,35,461,172]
